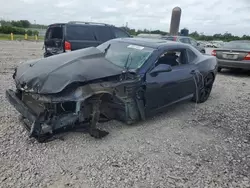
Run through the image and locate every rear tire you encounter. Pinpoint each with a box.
[192,73,215,103]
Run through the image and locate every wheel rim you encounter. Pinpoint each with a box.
[205,74,214,87]
[200,74,214,101]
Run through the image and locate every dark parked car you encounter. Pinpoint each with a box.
[162,36,206,54]
[211,40,250,72]
[6,38,217,142]
[43,21,131,57]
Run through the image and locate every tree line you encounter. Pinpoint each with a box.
[189,31,250,41]
[121,27,250,41]
[1,19,250,41]
[0,25,39,36]
[120,27,168,36]
[0,20,41,36]
[0,19,47,29]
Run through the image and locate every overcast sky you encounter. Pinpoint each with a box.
[0,0,249,36]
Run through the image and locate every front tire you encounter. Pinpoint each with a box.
[192,73,214,103]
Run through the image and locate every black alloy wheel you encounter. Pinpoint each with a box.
[193,73,214,103]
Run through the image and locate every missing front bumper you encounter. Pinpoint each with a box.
[6,89,37,123]
[5,89,109,142]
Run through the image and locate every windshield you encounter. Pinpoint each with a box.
[223,41,250,50]
[97,42,154,69]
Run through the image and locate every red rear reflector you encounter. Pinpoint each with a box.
[64,41,71,52]
[211,50,216,56]
[243,53,250,60]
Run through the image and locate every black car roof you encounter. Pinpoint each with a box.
[48,23,108,27]
[48,21,112,27]
[113,37,181,49]
[48,23,66,27]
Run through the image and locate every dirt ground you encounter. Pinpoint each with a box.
[0,41,250,188]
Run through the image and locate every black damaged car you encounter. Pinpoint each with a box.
[6,38,218,142]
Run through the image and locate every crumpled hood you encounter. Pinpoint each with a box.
[14,47,124,94]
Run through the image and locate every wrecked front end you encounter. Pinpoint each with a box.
[6,75,145,142]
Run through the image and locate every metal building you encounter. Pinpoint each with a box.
[169,7,182,36]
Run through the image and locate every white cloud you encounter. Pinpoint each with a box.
[0,0,249,36]
[19,0,35,4]
[55,2,72,8]
[102,7,118,13]
[126,1,138,9]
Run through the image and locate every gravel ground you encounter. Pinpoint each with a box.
[0,41,250,188]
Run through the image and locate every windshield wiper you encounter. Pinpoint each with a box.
[124,52,133,72]
[104,44,111,55]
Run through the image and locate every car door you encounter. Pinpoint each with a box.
[144,48,197,112]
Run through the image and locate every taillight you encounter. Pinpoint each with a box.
[173,36,177,41]
[64,41,71,52]
[243,53,250,60]
[211,50,216,56]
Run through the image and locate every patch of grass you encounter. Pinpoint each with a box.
[0,33,44,41]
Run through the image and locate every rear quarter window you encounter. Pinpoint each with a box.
[94,26,114,42]
[186,48,198,63]
[179,38,191,44]
[112,28,130,38]
[66,25,95,40]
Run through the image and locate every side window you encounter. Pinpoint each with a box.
[179,38,191,44]
[94,26,113,42]
[190,39,197,46]
[186,49,198,63]
[113,28,130,38]
[66,25,95,40]
[156,49,187,67]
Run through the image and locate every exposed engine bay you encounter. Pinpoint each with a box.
[6,72,145,142]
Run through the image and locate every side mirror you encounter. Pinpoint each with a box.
[150,64,172,76]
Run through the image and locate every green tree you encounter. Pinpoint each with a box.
[190,31,199,38]
[33,30,39,36]
[27,30,32,36]
[20,20,31,28]
[11,20,22,27]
